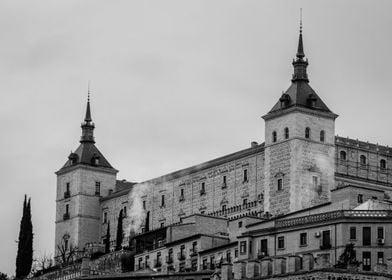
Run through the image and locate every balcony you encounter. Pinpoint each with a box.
[64,191,70,199]
[177,252,186,261]
[320,243,332,250]
[257,250,268,259]
[63,213,70,220]
[179,195,185,202]
[166,255,173,264]
[200,190,206,196]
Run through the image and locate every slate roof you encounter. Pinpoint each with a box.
[59,142,115,171]
[269,81,333,114]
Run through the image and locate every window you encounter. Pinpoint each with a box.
[145,255,149,268]
[380,159,387,170]
[312,176,318,188]
[277,236,285,249]
[321,230,331,249]
[284,127,289,139]
[300,233,307,246]
[161,195,165,207]
[138,258,142,270]
[222,205,226,211]
[277,178,283,191]
[226,250,231,262]
[238,221,243,228]
[65,204,69,214]
[259,239,268,256]
[95,182,101,195]
[123,206,127,217]
[239,241,247,254]
[362,251,371,271]
[160,222,164,228]
[243,169,248,182]
[272,131,277,143]
[234,249,238,258]
[363,227,371,246]
[64,239,68,251]
[202,258,207,269]
[142,200,146,210]
[223,175,227,185]
[103,212,108,224]
[180,188,184,196]
[179,188,184,201]
[350,227,356,240]
[200,182,206,195]
[377,227,384,239]
[320,130,325,142]
[192,241,197,254]
[358,194,363,204]
[210,256,215,269]
[200,210,205,215]
[378,252,384,264]
[305,127,310,139]
[340,151,347,161]
[360,155,367,166]
[66,183,70,193]
[243,199,248,206]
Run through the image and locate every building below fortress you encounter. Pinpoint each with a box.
[46,24,392,280]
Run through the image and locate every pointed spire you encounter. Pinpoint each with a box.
[84,82,92,123]
[291,10,309,83]
[296,10,305,59]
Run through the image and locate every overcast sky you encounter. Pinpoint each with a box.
[1,0,392,276]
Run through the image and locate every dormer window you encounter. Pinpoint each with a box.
[320,130,325,142]
[305,127,310,139]
[272,131,277,143]
[284,127,289,139]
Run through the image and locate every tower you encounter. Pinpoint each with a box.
[263,24,338,216]
[54,94,118,259]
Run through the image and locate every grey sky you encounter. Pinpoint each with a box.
[1,0,392,276]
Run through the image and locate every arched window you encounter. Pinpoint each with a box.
[305,127,310,139]
[340,151,347,161]
[284,127,289,139]
[272,131,277,143]
[360,155,367,166]
[380,159,387,170]
[320,130,325,142]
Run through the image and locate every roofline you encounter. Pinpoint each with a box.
[100,188,132,201]
[139,143,265,184]
[55,163,118,176]
[331,184,384,193]
[262,105,338,121]
[246,202,332,228]
[198,241,238,255]
[164,234,229,247]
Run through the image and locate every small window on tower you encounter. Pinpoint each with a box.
[200,182,206,195]
[277,178,283,191]
[305,127,310,139]
[161,195,165,208]
[320,130,325,142]
[284,127,289,139]
[360,155,367,166]
[272,131,277,143]
[358,194,363,203]
[95,182,101,195]
[103,212,108,224]
[380,159,387,170]
[143,200,146,210]
[243,169,248,183]
[340,151,347,161]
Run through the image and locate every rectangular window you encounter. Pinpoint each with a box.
[123,206,127,217]
[200,182,206,195]
[210,256,215,269]
[259,239,268,256]
[238,221,243,228]
[239,241,247,254]
[321,230,331,249]
[143,200,146,210]
[145,255,149,268]
[181,188,184,196]
[300,233,307,246]
[161,195,165,207]
[234,249,238,258]
[350,227,356,240]
[377,227,384,239]
[312,176,318,188]
[160,222,164,228]
[66,182,70,193]
[378,252,384,264]
[277,178,283,191]
[95,182,101,195]
[243,199,247,205]
[66,204,69,214]
[192,241,197,253]
[222,205,226,211]
[358,194,363,203]
[202,258,207,269]
[362,251,371,271]
[243,169,248,182]
[223,175,227,185]
[103,212,108,223]
[277,236,285,249]
[363,227,371,246]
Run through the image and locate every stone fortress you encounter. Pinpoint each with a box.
[51,23,392,280]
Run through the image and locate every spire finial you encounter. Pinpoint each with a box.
[300,8,303,34]
[291,10,309,83]
[84,81,92,123]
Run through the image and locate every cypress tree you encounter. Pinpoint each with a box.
[105,222,110,253]
[15,195,33,279]
[115,210,123,251]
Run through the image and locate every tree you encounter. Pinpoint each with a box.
[105,222,110,253]
[335,243,360,269]
[15,195,33,279]
[116,210,123,251]
[0,272,9,280]
[56,237,79,265]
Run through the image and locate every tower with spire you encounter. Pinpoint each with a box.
[262,23,338,216]
[54,93,118,260]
